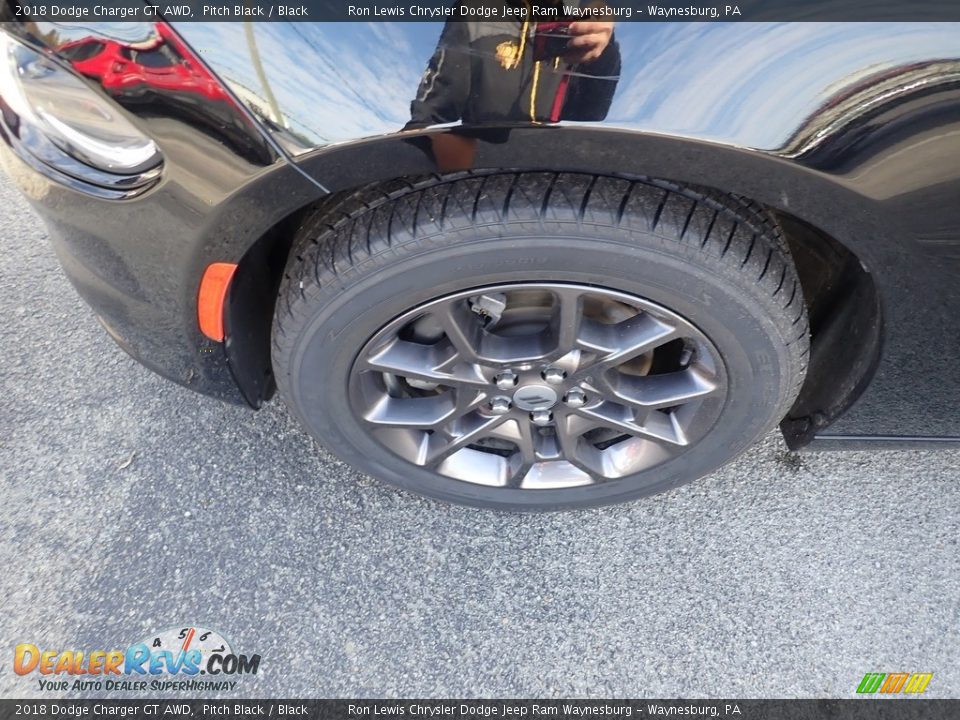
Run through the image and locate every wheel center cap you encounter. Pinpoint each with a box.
[513,384,558,411]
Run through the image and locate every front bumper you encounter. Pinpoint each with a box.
[0,20,326,405]
[0,131,319,404]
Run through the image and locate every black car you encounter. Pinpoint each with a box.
[1,8,959,510]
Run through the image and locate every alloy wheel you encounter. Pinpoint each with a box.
[349,283,727,490]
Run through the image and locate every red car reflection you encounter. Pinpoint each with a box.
[58,23,233,105]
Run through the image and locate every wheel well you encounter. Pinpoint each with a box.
[773,211,881,448]
[225,172,882,446]
[221,200,319,407]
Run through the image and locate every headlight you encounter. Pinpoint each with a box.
[0,31,161,187]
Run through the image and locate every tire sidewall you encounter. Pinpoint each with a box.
[276,229,795,510]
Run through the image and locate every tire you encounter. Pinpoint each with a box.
[272,172,809,511]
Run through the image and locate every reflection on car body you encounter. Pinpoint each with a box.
[2,6,960,509]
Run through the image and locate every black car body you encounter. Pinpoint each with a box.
[2,5,959,508]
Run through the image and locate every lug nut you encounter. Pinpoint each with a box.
[564,388,587,407]
[530,410,553,426]
[542,367,566,384]
[494,370,518,390]
[489,397,512,414]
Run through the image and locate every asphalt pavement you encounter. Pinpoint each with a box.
[1,171,958,699]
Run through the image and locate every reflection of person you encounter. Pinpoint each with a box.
[407,0,621,128]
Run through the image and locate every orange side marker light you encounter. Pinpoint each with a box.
[197,262,238,341]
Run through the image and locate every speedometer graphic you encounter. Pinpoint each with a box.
[134,626,233,671]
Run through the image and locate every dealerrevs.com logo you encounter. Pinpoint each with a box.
[14,626,261,693]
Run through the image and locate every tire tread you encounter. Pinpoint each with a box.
[273,171,810,456]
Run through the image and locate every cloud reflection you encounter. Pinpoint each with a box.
[176,21,960,153]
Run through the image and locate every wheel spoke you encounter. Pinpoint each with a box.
[608,367,719,411]
[551,286,585,354]
[363,338,487,388]
[504,420,539,487]
[425,411,509,466]
[554,412,606,478]
[363,392,458,429]
[433,300,484,364]
[572,402,689,446]
[579,312,678,373]
[454,388,490,415]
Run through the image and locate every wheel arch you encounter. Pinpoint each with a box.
[224,127,884,447]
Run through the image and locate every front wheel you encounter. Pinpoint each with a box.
[272,173,809,510]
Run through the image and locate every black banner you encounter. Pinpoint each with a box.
[1,700,960,720]
[4,0,960,22]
